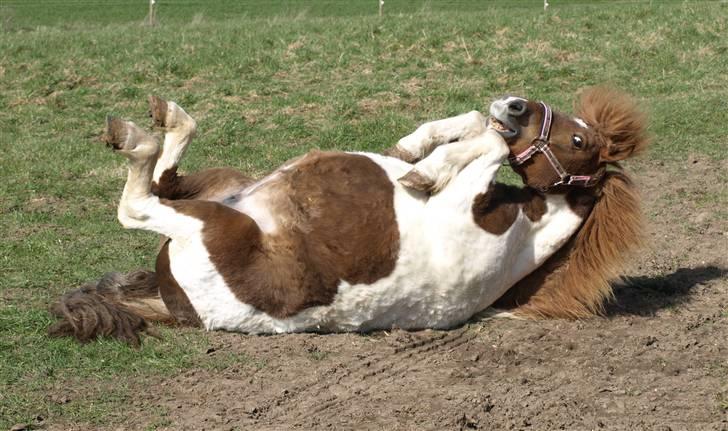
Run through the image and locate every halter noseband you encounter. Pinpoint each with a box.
[507,101,602,192]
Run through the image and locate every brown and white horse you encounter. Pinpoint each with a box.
[49,87,648,346]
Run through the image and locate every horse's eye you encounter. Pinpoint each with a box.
[572,135,584,149]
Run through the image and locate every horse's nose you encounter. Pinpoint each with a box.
[507,99,527,117]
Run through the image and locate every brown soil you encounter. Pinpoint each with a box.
[51,159,728,431]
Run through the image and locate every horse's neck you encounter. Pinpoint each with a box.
[494,172,643,318]
[502,190,593,288]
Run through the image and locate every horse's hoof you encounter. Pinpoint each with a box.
[148,95,169,128]
[383,145,419,163]
[398,169,435,193]
[102,116,130,151]
[102,117,159,159]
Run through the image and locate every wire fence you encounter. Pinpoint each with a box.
[1,0,724,30]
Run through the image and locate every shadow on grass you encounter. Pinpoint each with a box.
[606,266,727,316]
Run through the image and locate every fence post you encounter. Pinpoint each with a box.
[149,0,156,26]
[379,0,384,17]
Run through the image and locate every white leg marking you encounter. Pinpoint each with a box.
[113,121,206,240]
[427,129,510,209]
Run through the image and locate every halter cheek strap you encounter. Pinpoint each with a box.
[508,102,602,191]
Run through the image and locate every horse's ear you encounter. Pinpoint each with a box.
[576,86,650,162]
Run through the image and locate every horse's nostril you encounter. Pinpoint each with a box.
[507,100,527,116]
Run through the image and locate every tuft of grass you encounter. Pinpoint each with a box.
[308,348,331,361]
[718,394,728,412]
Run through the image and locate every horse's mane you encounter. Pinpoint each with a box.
[496,170,644,318]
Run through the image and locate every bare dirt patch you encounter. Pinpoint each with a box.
[47,160,728,430]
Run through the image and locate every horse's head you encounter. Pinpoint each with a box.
[488,86,649,191]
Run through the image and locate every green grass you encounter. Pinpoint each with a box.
[1,0,727,428]
[3,0,705,29]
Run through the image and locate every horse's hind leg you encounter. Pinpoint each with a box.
[148,96,254,201]
[50,114,220,346]
[103,116,204,240]
[149,95,196,183]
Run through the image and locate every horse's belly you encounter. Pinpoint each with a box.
[322,252,511,331]
[311,213,519,332]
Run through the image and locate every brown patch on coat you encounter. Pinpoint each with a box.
[494,172,642,318]
[151,167,255,202]
[48,270,169,347]
[156,241,202,327]
[164,152,400,318]
[383,145,419,163]
[472,184,547,235]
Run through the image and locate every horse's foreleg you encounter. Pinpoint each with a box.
[425,130,510,209]
[384,110,488,163]
[399,129,507,194]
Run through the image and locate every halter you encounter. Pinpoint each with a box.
[507,101,602,191]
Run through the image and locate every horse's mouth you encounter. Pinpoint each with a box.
[487,116,518,139]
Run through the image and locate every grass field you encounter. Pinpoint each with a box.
[1,0,727,429]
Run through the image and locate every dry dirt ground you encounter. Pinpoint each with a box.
[50,158,727,431]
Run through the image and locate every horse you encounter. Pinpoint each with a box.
[49,86,649,346]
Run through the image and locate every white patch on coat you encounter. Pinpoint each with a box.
[231,172,282,234]
[574,117,589,129]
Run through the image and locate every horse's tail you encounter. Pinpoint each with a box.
[48,270,173,347]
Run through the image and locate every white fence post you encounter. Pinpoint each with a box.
[149,0,157,26]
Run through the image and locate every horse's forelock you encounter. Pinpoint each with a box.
[576,86,650,162]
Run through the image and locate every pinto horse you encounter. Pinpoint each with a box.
[49,87,648,346]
